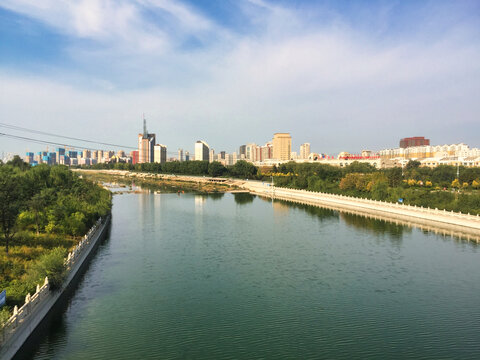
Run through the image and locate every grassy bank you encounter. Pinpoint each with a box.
[1,157,111,318]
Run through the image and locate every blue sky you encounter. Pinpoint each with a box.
[1,0,479,156]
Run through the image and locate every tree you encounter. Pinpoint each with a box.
[385,167,403,187]
[343,161,376,174]
[29,190,49,235]
[0,166,23,254]
[405,160,421,169]
[339,173,361,190]
[451,179,460,189]
[473,179,480,189]
[230,161,257,179]
[208,161,227,177]
[7,155,30,171]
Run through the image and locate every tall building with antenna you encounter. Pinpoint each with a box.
[138,116,156,163]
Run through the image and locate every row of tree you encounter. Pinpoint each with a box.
[271,161,480,214]
[0,158,111,253]
[85,160,259,179]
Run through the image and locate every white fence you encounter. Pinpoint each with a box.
[0,217,103,346]
[251,184,480,228]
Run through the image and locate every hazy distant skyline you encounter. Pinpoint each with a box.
[1,0,479,156]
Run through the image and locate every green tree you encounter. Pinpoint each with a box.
[29,190,50,235]
[405,160,421,169]
[385,167,403,187]
[208,161,227,177]
[343,161,376,174]
[26,247,67,289]
[0,166,23,254]
[7,155,30,171]
[230,161,258,179]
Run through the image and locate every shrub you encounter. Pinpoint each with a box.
[451,179,460,189]
[0,307,11,328]
[26,247,67,290]
[473,179,480,189]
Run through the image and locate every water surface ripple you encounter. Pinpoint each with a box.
[30,193,480,359]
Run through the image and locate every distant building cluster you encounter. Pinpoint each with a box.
[379,143,480,168]
[24,148,131,166]
[22,125,480,170]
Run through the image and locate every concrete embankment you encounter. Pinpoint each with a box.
[241,181,480,239]
[0,216,111,360]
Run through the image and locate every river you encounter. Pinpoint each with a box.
[27,191,480,359]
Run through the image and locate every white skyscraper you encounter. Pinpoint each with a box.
[300,143,311,159]
[195,141,210,161]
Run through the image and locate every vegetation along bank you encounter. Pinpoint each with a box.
[82,159,480,215]
[0,156,111,327]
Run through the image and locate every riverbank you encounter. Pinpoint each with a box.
[75,169,480,238]
[75,169,237,193]
[242,181,480,239]
[0,216,111,360]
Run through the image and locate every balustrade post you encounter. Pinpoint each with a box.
[25,293,31,314]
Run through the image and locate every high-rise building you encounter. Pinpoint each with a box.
[185,151,190,161]
[232,152,238,165]
[209,148,215,163]
[138,118,156,163]
[195,141,209,161]
[400,137,430,148]
[154,144,167,164]
[225,153,232,166]
[300,143,311,159]
[130,150,139,164]
[220,151,226,159]
[273,133,292,161]
[25,152,34,164]
[178,148,184,162]
[260,142,273,161]
[82,149,91,159]
[239,145,246,157]
[246,143,258,162]
[56,148,65,164]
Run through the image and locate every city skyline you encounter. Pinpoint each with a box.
[1,0,479,155]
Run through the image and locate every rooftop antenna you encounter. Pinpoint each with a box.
[143,114,147,138]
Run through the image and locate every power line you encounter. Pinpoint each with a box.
[1,131,182,156]
[0,122,136,149]
[0,132,107,152]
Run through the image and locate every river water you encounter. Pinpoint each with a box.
[29,192,480,359]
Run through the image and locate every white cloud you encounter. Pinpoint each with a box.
[0,0,479,155]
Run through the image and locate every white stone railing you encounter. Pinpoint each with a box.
[64,217,102,269]
[0,217,103,346]
[0,277,50,344]
[249,184,480,227]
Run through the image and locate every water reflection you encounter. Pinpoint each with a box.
[273,199,337,221]
[233,192,255,205]
[195,194,206,214]
[340,212,407,241]
[208,192,225,201]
